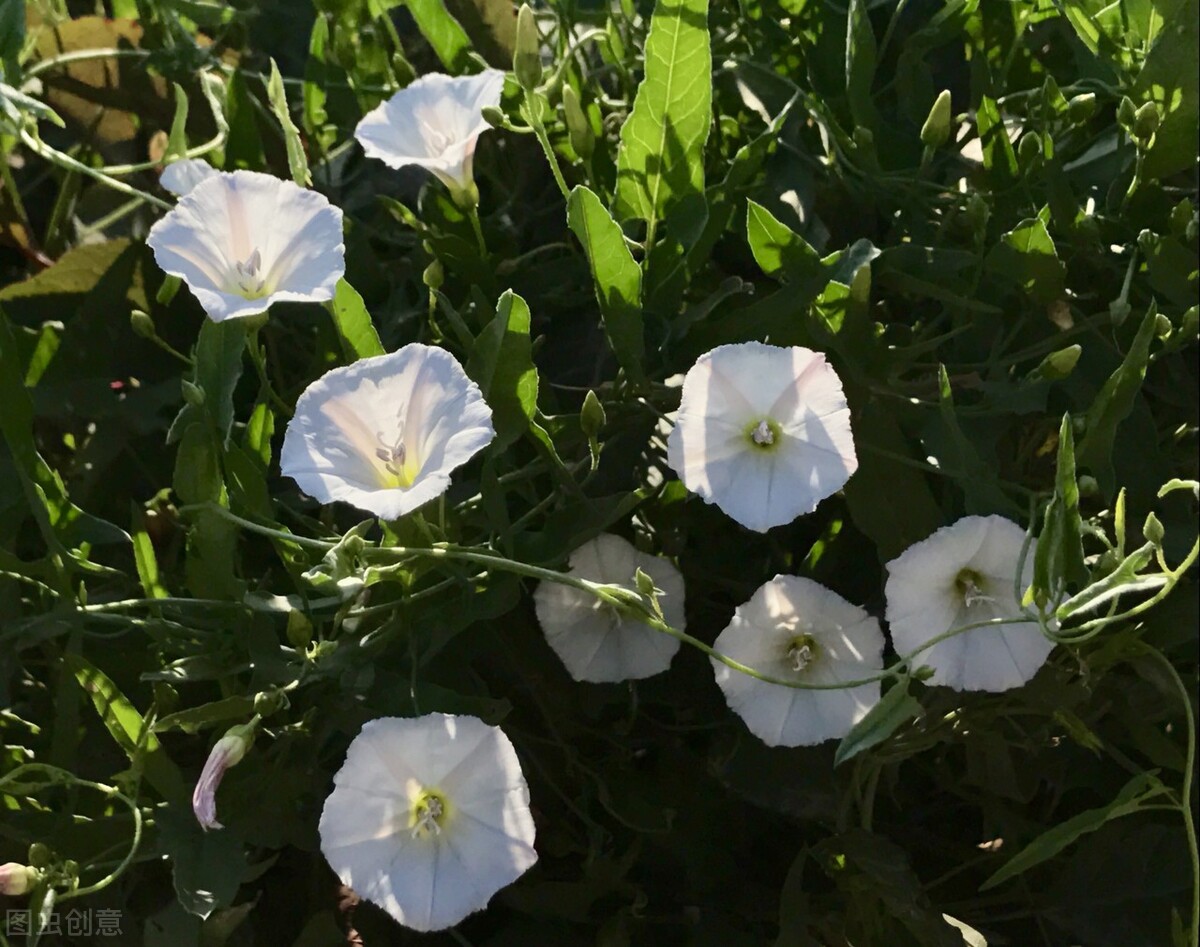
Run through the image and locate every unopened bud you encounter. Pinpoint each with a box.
[1067,92,1096,124]
[1133,101,1160,140]
[181,379,205,407]
[254,687,290,717]
[1181,306,1198,340]
[580,389,606,438]
[562,85,594,159]
[481,105,506,129]
[27,844,52,870]
[131,309,157,339]
[920,90,952,149]
[1078,475,1099,498]
[1036,344,1081,380]
[0,863,38,897]
[1117,96,1137,129]
[1143,511,1164,546]
[1017,131,1042,167]
[634,567,657,599]
[422,260,444,291]
[1155,313,1172,338]
[156,274,181,306]
[514,5,542,91]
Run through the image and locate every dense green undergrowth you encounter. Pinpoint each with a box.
[0,0,1197,944]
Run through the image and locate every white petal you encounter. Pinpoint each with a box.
[533,534,684,683]
[884,516,1055,692]
[160,158,218,196]
[711,576,883,746]
[146,170,344,322]
[281,344,495,520]
[319,714,537,933]
[354,70,505,190]
[667,342,856,532]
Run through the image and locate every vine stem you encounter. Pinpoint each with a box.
[19,128,172,210]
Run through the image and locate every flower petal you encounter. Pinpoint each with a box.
[160,158,218,196]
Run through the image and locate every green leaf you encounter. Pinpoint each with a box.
[980,772,1165,890]
[466,289,538,449]
[157,804,246,919]
[1055,542,1162,619]
[165,82,189,161]
[613,0,712,237]
[976,95,1018,185]
[845,0,878,130]
[404,0,472,72]
[154,696,257,734]
[567,185,645,383]
[267,58,311,187]
[1077,304,1158,494]
[1132,0,1198,180]
[0,0,25,66]
[195,319,247,446]
[326,279,385,362]
[834,679,921,766]
[1033,415,1089,604]
[986,217,1066,304]
[746,200,821,281]
[65,653,187,803]
[131,504,168,599]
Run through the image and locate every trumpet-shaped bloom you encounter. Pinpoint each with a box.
[884,515,1054,692]
[533,534,685,683]
[319,714,538,932]
[354,70,506,199]
[159,157,217,196]
[146,170,344,322]
[711,576,884,746]
[666,342,858,533]
[281,344,494,520]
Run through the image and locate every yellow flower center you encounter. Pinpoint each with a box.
[746,417,782,451]
[786,632,819,673]
[374,433,421,489]
[409,788,449,839]
[231,247,270,299]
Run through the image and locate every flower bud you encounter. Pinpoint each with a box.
[1078,474,1099,498]
[155,274,181,306]
[1036,344,1081,380]
[562,85,594,159]
[1117,96,1137,129]
[1017,131,1042,168]
[1143,511,1164,546]
[27,844,52,870]
[1155,313,1172,339]
[580,389,606,438]
[1181,305,1198,341]
[181,379,206,407]
[130,309,157,339]
[0,863,38,896]
[422,259,444,291]
[920,90,952,149]
[1133,101,1160,140]
[480,105,506,129]
[514,5,542,91]
[192,722,256,831]
[1067,92,1096,125]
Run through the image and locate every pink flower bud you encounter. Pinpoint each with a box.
[0,862,37,896]
[192,724,254,831]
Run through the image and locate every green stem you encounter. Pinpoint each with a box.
[467,206,489,259]
[19,128,172,211]
[525,94,571,201]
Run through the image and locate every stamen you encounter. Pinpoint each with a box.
[956,569,998,608]
[786,632,818,673]
[373,428,416,487]
[232,248,267,296]
[410,793,445,838]
[751,419,775,446]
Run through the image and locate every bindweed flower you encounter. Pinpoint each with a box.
[146,170,344,322]
[319,714,537,932]
[666,342,858,532]
[159,157,217,196]
[533,534,685,683]
[0,862,38,896]
[354,70,506,205]
[884,515,1054,692]
[192,722,255,830]
[281,344,494,520]
[711,576,884,747]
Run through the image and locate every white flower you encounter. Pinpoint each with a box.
[666,342,858,533]
[711,575,884,747]
[192,724,253,830]
[146,170,344,322]
[281,343,494,520]
[159,157,218,196]
[354,70,506,201]
[884,515,1054,692]
[319,714,537,932]
[533,534,685,683]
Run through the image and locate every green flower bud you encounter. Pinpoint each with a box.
[156,274,181,306]
[1155,313,1172,338]
[181,379,206,407]
[1116,96,1137,129]
[920,90,952,149]
[581,389,606,438]
[1017,131,1042,167]
[1078,474,1099,498]
[480,105,506,129]
[1036,344,1081,380]
[1143,511,1164,546]
[27,844,52,870]
[514,5,542,92]
[562,85,594,159]
[254,687,290,717]
[423,259,444,291]
[1133,101,1160,140]
[130,309,157,339]
[1067,92,1096,124]
[1181,305,1198,341]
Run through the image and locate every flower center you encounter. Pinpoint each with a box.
[746,418,782,450]
[418,113,452,154]
[955,569,996,608]
[231,247,269,299]
[373,428,420,489]
[786,632,819,673]
[409,789,448,839]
